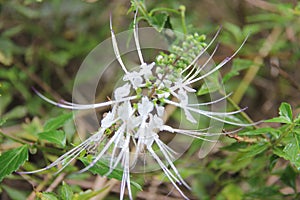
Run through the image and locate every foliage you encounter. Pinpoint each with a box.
[0,0,299,199]
[0,145,28,182]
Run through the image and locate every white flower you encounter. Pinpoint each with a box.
[155,104,165,117]
[140,62,154,80]
[127,114,142,131]
[22,10,254,200]
[118,100,134,122]
[151,114,164,129]
[123,71,143,89]
[101,105,117,128]
[177,88,197,123]
[138,96,154,116]
[114,83,131,101]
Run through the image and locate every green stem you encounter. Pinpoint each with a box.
[0,131,28,145]
[149,7,180,16]
[274,123,294,146]
[219,90,256,127]
[179,5,187,34]
[227,97,256,125]
[135,0,149,20]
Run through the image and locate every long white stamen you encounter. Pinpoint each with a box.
[33,88,137,110]
[77,124,125,173]
[184,43,220,82]
[125,142,133,199]
[19,131,102,174]
[188,92,232,106]
[107,129,131,175]
[185,35,249,86]
[165,98,248,116]
[110,14,129,74]
[120,133,132,200]
[107,131,124,174]
[133,10,144,64]
[120,163,127,200]
[181,27,222,74]
[155,138,191,190]
[147,147,189,200]
[164,99,253,127]
[162,125,242,137]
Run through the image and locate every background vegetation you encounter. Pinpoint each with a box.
[0,0,300,199]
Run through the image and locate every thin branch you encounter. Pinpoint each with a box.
[45,173,66,192]
[273,64,300,92]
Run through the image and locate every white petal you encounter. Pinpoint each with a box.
[178,89,188,105]
[118,101,133,121]
[140,62,154,79]
[123,71,143,88]
[157,91,170,99]
[101,105,117,128]
[183,85,196,93]
[155,104,165,117]
[114,83,131,101]
[151,114,164,129]
[138,96,154,116]
[184,108,197,123]
[127,115,142,131]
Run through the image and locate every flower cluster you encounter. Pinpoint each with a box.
[23,12,250,200]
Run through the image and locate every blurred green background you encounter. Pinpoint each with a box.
[0,0,300,199]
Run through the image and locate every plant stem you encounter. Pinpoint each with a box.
[0,131,28,145]
[227,97,256,126]
[149,8,180,16]
[179,5,187,34]
[274,123,295,146]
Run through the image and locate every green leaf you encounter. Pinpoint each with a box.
[197,71,221,95]
[279,102,293,122]
[0,118,6,127]
[44,112,73,131]
[38,130,66,147]
[220,142,248,152]
[13,3,40,19]
[238,127,276,136]
[223,22,242,42]
[280,165,297,190]
[2,106,27,120]
[36,192,59,200]
[295,114,300,124]
[265,103,293,124]
[273,137,300,170]
[58,182,74,200]
[223,58,253,83]
[265,116,292,124]
[238,143,269,160]
[1,185,28,200]
[79,157,142,190]
[269,154,279,171]
[0,145,28,182]
[2,25,23,38]
[220,184,243,200]
[73,188,108,200]
[79,157,122,179]
[245,186,281,198]
[283,142,300,169]
[148,13,168,32]
[47,50,72,67]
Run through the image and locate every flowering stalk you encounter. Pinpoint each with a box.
[21,11,253,200]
